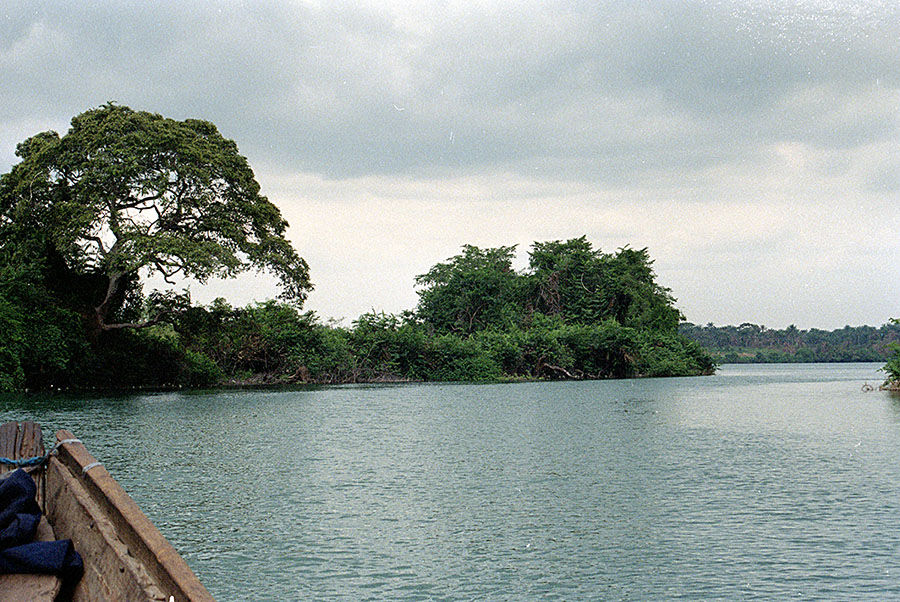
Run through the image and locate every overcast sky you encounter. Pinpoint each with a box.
[2,0,899,329]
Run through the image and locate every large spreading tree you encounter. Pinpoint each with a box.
[0,104,311,340]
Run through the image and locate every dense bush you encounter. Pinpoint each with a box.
[0,100,709,391]
[426,334,501,381]
[882,319,900,389]
[160,300,713,386]
[884,344,900,387]
[1,236,715,391]
[633,331,715,377]
[0,263,90,391]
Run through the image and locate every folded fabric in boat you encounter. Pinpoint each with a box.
[0,469,83,584]
[0,539,83,583]
[0,468,41,548]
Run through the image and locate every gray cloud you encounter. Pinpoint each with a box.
[2,0,898,184]
[865,159,900,193]
[4,1,899,328]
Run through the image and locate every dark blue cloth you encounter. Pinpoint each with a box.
[0,468,41,548]
[0,469,83,584]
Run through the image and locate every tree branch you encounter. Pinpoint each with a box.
[153,260,185,284]
[545,363,582,379]
[99,316,165,331]
[84,235,108,256]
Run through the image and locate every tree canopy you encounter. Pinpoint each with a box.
[414,237,683,335]
[680,321,900,364]
[0,104,310,336]
[0,107,714,392]
[414,245,521,334]
[527,237,681,331]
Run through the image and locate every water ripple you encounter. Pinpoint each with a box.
[0,364,897,599]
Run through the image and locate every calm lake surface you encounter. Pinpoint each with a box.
[1,363,898,600]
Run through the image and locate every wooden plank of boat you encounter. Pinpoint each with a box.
[0,421,215,601]
[0,421,63,601]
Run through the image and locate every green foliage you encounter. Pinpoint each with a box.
[527,237,605,323]
[0,261,88,391]
[180,349,225,388]
[63,325,220,390]
[167,296,712,386]
[883,344,900,384]
[403,237,707,381]
[0,104,313,390]
[0,103,310,338]
[0,267,27,392]
[632,331,715,377]
[681,321,900,363]
[415,238,683,337]
[515,322,576,378]
[302,327,355,384]
[554,320,636,378]
[882,318,900,388]
[347,312,428,380]
[426,334,501,381]
[526,237,681,332]
[0,292,25,392]
[415,245,522,334]
[175,299,320,382]
[0,230,712,390]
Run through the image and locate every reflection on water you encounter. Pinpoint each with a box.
[1,363,898,600]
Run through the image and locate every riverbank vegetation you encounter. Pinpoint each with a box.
[880,319,900,390]
[0,105,712,392]
[680,322,900,364]
[0,239,714,391]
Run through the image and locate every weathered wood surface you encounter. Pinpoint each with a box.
[0,420,42,476]
[0,421,63,601]
[47,430,214,602]
[0,421,214,601]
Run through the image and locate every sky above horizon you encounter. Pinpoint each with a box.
[2,0,899,329]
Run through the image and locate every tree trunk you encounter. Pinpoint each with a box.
[84,271,126,343]
[83,311,104,345]
[94,272,125,330]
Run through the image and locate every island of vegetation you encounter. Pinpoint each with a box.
[0,105,713,392]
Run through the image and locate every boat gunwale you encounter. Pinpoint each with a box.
[50,430,214,601]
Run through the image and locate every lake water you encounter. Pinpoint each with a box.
[1,363,898,600]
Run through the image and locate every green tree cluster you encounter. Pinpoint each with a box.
[0,104,310,390]
[162,303,711,387]
[156,238,713,386]
[882,319,900,389]
[402,237,710,380]
[0,105,712,391]
[680,322,900,364]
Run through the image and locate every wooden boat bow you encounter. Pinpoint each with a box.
[0,421,214,601]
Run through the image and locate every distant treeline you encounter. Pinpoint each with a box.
[679,322,900,364]
[1,237,714,391]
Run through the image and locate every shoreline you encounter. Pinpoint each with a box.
[8,369,717,396]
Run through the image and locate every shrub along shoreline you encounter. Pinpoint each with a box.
[1,238,715,392]
[22,302,712,392]
[173,303,714,388]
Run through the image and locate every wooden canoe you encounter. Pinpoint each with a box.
[0,421,214,601]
